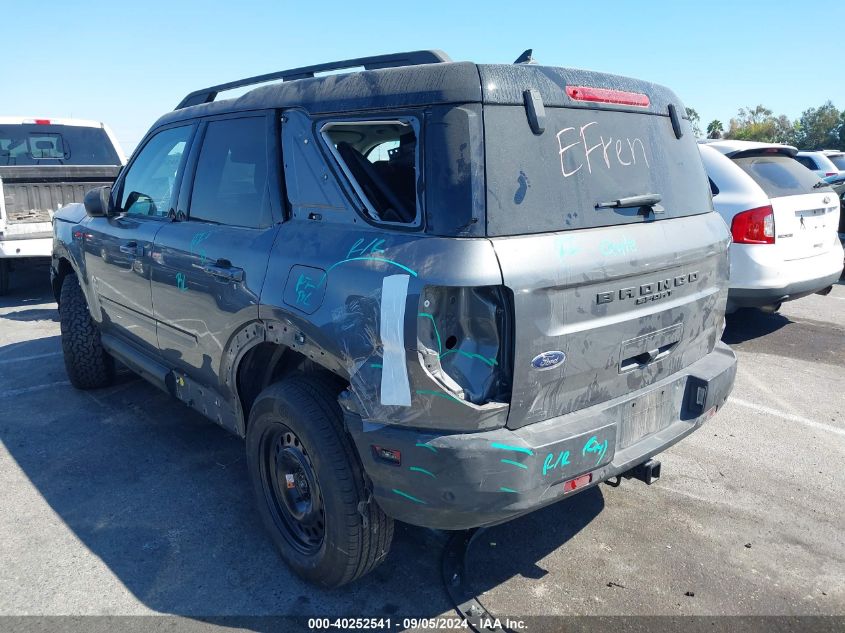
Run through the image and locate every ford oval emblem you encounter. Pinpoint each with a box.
[531,350,566,370]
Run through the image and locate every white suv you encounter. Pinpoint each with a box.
[795,150,842,177]
[699,140,843,313]
[822,150,845,172]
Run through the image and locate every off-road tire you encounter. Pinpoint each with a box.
[59,274,115,389]
[246,374,393,587]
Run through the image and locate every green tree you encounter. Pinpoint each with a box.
[736,105,773,126]
[725,104,797,144]
[685,107,702,137]
[771,115,798,146]
[839,111,845,149]
[794,101,841,149]
[706,119,723,139]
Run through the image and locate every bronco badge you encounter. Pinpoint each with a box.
[597,271,699,305]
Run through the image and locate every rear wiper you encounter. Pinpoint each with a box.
[813,181,832,189]
[596,193,664,215]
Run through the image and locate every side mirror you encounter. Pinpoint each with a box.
[84,186,113,217]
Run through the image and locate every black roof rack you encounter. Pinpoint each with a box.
[174,50,452,110]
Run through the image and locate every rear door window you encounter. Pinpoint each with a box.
[733,154,826,198]
[484,106,712,236]
[188,117,271,228]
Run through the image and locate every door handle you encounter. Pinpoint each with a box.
[202,261,244,283]
[119,241,140,255]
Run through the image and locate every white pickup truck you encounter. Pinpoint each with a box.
[0,117,125,294]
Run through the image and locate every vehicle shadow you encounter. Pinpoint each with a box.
[0,259,54,309]
[0,334,604,622]
[721,308,791,345]
[0,307,59,322]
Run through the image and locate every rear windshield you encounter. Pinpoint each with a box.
[0,124,120,166]
[732,154,825,198]
[828,154,845,170]
[484,106,712,236]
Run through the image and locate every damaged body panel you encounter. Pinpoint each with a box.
[51,50,737,585]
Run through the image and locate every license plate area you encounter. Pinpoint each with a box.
[618,384,678,449]
[795,208,832,241]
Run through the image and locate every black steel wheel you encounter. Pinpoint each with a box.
[246,374,393,587]
[258,423,325,555]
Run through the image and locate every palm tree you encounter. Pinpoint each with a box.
[707,120,724,139]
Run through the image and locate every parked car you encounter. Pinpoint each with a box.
[699,140,843,313]
[0,117,125,294]
[822,173,845,251]
[52,50,737,587]
[794,150,842,177]
[822,149,845,172]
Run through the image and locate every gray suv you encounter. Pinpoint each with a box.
[51,50,737,587]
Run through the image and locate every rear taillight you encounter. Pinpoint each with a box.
[731,205,775,244]
[825,172,837,177]
[417,286,513,405]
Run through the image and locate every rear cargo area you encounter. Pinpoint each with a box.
[1,166,120,237]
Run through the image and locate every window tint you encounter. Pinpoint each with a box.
[0,124,120,166]
[708,177,720,196]
[733,154,824,198]
[827,155,845,170]
[189,117,269,228]
[120,126,191,217]
[322,120,419,224]
[795,156,817,170]
[484,106,712,236]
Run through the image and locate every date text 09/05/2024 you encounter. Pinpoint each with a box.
[307,617,527,630]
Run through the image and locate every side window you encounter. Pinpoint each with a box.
[120,126,191,217]
[708,177,720,197]
[321,120,419,225]
[188,117,270,228]
[795,156,816,170]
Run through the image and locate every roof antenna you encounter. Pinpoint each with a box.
[513,49,537,65]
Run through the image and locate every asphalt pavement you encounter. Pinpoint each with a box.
[0,259,843,626]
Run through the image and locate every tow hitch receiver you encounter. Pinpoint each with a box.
[626,459,661,485]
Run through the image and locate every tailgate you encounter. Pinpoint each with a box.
[492,214,729,428]
[770,192,840,261]
[480,77,730,429]
[0,165,120,225]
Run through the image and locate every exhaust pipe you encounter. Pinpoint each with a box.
[815,285,833,296]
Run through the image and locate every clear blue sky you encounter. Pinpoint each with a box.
[5,0,840,153]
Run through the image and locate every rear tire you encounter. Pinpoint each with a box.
[246,374,393,587]
[59,274,115,389]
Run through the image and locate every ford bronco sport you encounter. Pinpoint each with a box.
[51,50,737,587]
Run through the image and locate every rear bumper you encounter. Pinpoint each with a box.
[0,236,53,258]
[727,240,844,310]
[728,268,842,310]
[347,341,737,530]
